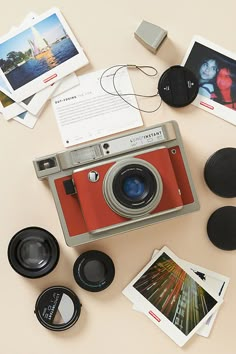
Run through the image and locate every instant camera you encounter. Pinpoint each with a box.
[33,121,199,246]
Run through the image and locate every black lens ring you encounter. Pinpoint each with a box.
[112,164,157,208]
[73,250,115,292]
[8,227,60,278]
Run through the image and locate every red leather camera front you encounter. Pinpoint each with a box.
[73,148,184,232]
[54,176,88,236]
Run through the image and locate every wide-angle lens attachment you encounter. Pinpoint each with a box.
[8,227,60,278]
[73,250,115,292]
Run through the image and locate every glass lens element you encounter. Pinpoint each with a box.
[122,176,145,199]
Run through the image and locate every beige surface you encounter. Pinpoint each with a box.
[0,1,235,353]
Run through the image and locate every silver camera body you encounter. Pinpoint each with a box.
[33,121,199,246]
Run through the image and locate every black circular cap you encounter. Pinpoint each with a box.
[204,148,236,198]
[35,286,81,331]
[158,65,199,107]
[73,250,115,292]
[8,227,60,278]
[207,206,236,250]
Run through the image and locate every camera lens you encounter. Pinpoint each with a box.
[122,176,146,200]
[73,250,115,292]
[103,158,163,218]
[8,227,60,278]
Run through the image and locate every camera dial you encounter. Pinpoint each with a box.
[103,158,163,218]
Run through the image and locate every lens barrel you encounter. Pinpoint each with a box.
[103,158,163,218]
[8,227,60,278]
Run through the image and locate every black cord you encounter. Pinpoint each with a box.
[99,64,162,113]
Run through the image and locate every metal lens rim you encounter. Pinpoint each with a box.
[103,158,163,218]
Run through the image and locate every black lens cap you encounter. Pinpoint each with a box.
[73,250,115,292]
[204,148,236,198]
[158,65,199,107]
[207,206,236,250]
[8,227,60,278]
[35,286,81,331]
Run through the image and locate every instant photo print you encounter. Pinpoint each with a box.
[0,7,88,102]
[122,246,223,347]
[0,89,25,119]
[182,35,236,126]
[132,249,229,338]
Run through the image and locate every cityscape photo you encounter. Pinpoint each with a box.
[133,253,217,335]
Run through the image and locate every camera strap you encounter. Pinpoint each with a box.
[99,64,162,113]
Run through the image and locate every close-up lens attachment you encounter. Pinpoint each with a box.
[73,250,115,292]
[35,286,81,331]
[103,158,163,218]
[8,227,60,278]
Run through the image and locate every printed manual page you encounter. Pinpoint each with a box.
[51,67,143,147]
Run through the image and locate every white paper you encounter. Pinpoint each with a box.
[13,110,38,128]
[132,249,229,338]
[51,67,143,147]
[51,72,79,97]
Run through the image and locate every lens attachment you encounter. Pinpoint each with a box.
[35,286,81,331]
[204,148,236,198]
[73,250,115,292]
[103,158,163,218]
[8,227,60,278]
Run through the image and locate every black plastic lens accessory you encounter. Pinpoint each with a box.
[207,206,236,250]
[204,148,236,198]
[35,286,81,331]
[8,227,60,278]
[73,250,115,292]
[158,65,199,107]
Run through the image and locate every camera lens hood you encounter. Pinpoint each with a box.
[8,227,60,278]
[103,158,163,218]
[73,250,115,292]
